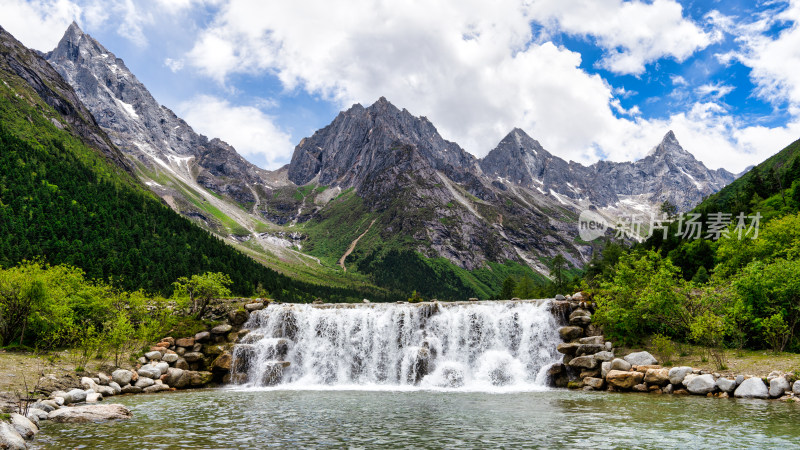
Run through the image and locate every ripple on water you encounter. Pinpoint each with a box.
[31,389,800,449]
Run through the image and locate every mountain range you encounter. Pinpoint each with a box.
[5,22,746,299]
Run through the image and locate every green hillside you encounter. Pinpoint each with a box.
[0,61,381,303]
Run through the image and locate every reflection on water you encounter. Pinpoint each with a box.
[33,388,800,449]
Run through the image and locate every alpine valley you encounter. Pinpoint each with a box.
[6,22,741,301]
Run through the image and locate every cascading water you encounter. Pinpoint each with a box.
[231,300,562,391]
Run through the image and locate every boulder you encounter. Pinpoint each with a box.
[736,375,745,386]
[793,380,800,395]
[204,345,226,356]
[558,326,583,341]
[556,343,580,355]
[120,384,143,394]
[609,358,632,372]
[175,337,195,347]
[165,368,185,387]
[229,310,249,326]
[81,376,100,392]
[86,392,103,403]
[716,378,737,393]
[175,347,186,356]
[162,353,179,364]
[212,352,233,371]
[687,374,716,395]
[143,383,170,394]
[190,371,213,386]
[555,294,566,300]
[577,336,605,345]
[112,369,133,386]
[212,324,234,335]
[138,366,161,379]
[606,370,644,389]
[576,344,606,356]
[108,382,122,395]
[47,404,133,423]
[183,352,205,363]
[135,377,155,388]
[583,377,605,390]
[27,408,48,423]
[10,413,38,440]
[97,385,115,397]
[245,302,265,312]
[734,377,769,399]
[175,358,189,370]
[601,361,611,379]
[194,331,211,342]
[623,351,658,366]
[579,369,601,379]
[567,355,597,369]
[155,362,170,375]
[97,373,111,385]
[593,351,614,362]
[145,350,162,361]
[668,367,693,385]
[0,422,26,450]
[632,383,648,392]
[67,388,87,403]
[769,377,790,398]
[569,309,591,326]
[644,368,670,386]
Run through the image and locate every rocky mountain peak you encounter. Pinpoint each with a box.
[646,130,692,160]
[287,97,478,187]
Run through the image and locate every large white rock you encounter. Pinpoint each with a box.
[668,366,693,385]
[47,404,133,423]
[623,351,658,366]
[686,374,716,395]
[793,380,800,395]
[67,388,87,403]
[109,381,122,395]
[112,369,133,386]
[734,377,769,399]
[715,378,737,393]
[0,422,26,450]
[10,413,38,440]
[138,365,162,379]
[769,377,789,398]
[609,358,632,372]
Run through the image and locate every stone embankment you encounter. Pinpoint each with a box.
[550,292,800,402]
[0,299,270,448]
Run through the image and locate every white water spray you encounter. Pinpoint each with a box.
[232,301,561,391]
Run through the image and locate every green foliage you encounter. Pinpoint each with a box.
[0,261,175,360]
[172,272,233,318]
[651,333,677,365]
[500,276,517,299]
[407,290,423,303]
[761,312,791,353]
[593,250,688,344]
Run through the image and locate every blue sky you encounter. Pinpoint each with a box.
[2,0,800,172]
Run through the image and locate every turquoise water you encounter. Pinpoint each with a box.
[33,388,800,449]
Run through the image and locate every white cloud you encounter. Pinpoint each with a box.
[729,0,800,113]
[164,57,184,72]
[177,95,294,169]
[671,75,688,86]
[0,0,81,51]
[696,82,735,99]
[527,0,716,75]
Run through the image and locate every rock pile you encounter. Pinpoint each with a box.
[551,292,800,402]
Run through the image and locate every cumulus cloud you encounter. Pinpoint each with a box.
[729,0,800,113]
[0,0,81,51]
[177,95,294,169]
[696,82,735,99]
[164,57,184,72]
[527,0,716,75]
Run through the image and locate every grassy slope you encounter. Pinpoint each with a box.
[0,65,375,303]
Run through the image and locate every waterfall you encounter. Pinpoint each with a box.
[231,300,562,391]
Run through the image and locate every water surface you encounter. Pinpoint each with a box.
[33,388,800,449]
